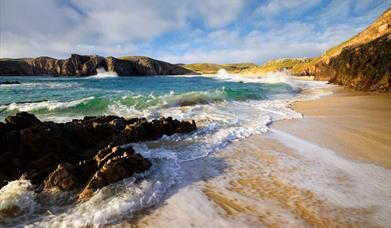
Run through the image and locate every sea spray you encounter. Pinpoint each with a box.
[93,68,118,78]
[0,180,39,220]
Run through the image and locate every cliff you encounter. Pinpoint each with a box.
[0,54,195,76]
[292,8,391,92]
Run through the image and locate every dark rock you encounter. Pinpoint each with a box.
[0,80,21,85]
[175,120,197,133]
[43,163,80,191]
[0,112,197,200]
[79,148,151,200]
[5,112,41,131]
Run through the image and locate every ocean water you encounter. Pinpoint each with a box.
[0,72,332,226]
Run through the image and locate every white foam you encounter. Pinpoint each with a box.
[0,180,39,220]
[3,97,95,112]
[268,129,391,227]
[92,68,118,78]
[0,82,79,89]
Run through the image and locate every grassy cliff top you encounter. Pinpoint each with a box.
[183,63,257,74]
[240,58,312,75]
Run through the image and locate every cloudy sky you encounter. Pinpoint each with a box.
[0,0,389,63]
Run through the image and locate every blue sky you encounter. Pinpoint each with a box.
[0,0,389,63]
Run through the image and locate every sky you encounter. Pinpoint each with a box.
[0,0,389,64]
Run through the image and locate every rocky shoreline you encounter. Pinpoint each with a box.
[0,54,196,76]
[0,112,197,201]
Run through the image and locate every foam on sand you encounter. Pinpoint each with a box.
[268,129,391,227]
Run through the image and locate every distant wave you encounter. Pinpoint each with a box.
[91,68,118,78]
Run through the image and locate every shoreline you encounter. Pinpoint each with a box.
[274,86,391,168]
[132,85,391,227]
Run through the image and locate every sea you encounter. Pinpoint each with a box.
[1,71,389,227]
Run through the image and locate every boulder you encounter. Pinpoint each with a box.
[5,112,41,131]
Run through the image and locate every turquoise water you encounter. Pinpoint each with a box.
[0,75,297,121]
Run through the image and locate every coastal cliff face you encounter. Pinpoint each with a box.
[0,54,195,76]
[107,56,194,76]
[321,34,390,92]
[291,8,391,92]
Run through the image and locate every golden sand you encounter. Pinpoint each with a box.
[202,136,373,227]
[275,87,391,168]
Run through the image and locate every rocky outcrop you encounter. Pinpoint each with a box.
[0,54,196,76]
[291,8,391,92]
[320,34,390,92]
[0,112,197,200]
[107,56,194,76]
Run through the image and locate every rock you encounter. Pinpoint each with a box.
[0,112,197,200]
[43,163,80,191]
[0,80,21,85]
[79,148,151,200]
[321,34,391,92]
[5,112,41,131]
[175,120,197,133]
[0,54,197,76]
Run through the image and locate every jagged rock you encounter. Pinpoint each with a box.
[0,112,197,199]
[43,163,80,191]
[175,120,197,133]
[0,54,196,76]
[79,148,151,200]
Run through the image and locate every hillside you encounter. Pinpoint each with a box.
[291,7,391,92]
[0,54,196,76]
[183,63,257,74]
[240,58,312,75]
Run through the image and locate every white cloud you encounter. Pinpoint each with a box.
[0,0,244,58]
[156,21,362,64]
[0,0,389,64]
[254,0,322,18]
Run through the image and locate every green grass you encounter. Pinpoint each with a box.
[242,58,312,75]
[183,63,257,74]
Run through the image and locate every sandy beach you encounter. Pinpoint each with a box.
[275,87,391,168]
[132,86,391,228]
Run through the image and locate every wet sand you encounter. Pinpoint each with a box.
[275,87,391,168]
[132,86,391,228]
